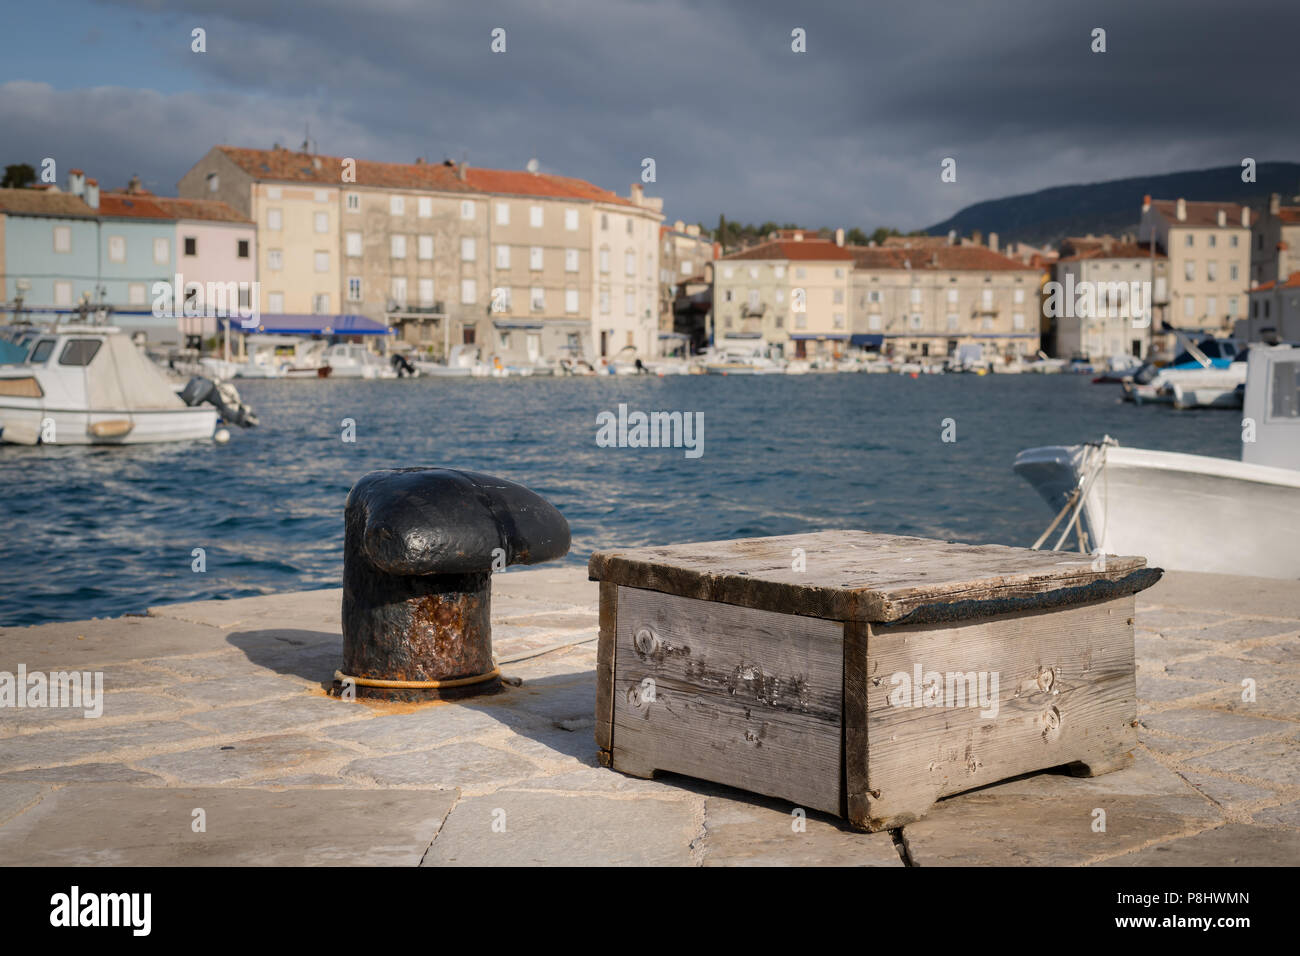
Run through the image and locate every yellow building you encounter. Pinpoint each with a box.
[713,232,855,359]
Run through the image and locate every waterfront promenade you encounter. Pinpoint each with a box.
[1,566,1298,866]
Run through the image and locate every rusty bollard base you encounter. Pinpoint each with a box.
[338,468,570,701]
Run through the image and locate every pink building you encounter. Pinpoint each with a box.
[150,197,256,339]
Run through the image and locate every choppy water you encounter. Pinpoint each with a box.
[0,373,1241,626]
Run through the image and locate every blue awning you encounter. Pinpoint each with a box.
[850,334,884,347]
[221,314,394,335]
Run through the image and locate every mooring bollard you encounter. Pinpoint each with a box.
[335,468,570,701]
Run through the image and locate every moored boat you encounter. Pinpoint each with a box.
[0,324,257,445]
[1014,344,1300,578]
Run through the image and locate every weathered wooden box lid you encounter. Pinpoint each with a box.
[588,531,1162,624]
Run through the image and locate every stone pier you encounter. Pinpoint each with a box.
[1,567,1297,865]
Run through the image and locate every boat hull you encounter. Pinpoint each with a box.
[1014,444,1300,578]
[0,403,218,445]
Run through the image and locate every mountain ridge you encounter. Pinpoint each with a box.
[924,163,1300,247]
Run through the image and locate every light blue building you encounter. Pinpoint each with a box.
[1,172,174,341]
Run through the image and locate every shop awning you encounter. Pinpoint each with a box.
[789,333,850,341]
[849,334,884,347]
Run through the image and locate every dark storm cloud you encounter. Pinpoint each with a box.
[4,0,1299,230]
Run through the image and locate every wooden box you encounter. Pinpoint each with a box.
[589,531,1161,831]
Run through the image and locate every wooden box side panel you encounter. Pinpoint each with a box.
[856,595,1137,829]
[610,585,844,816]
[595,580,618,755]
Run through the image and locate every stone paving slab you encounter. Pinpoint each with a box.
[0,785,459,866]
[1101,823,1300,867]
[421,790,700,866]
[0,567,1297,866]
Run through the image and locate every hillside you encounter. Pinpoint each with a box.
[925,163,1300,246]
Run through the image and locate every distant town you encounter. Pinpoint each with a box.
[2,146,1297,371]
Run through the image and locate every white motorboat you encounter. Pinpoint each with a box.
[0,324,257,445]
[1014,344,1300,578]
[413,344,479,378]
[701,347,785,375]
[321,343,398,379]
[201,335,332,380]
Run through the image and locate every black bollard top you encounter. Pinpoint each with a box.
[346,468,571,576]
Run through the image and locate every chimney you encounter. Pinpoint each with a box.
[1242,205,1251,227]
[457,161,469,182]
[1102,236,1113,253]
[930,251,939,267]
[85,179,100,210]
[126,174,143,194]
[1270,193,1281,215]
[629,183,643,205]
[68,169,86,196]
[793,230,803,241]
[988,231,999,253]
[1142,195,1151,214]
[1175,198,1187,221]
[1278,242,1289,283]
[947,229,956,246]
[414,157,425,165]
[1217,208,1226,227]
[835,227,845,247]
[972,229,982,246]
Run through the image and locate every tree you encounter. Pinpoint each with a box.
[1,163,36,189]
[846,228,869,246]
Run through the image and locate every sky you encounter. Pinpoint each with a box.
[4,0,1299,232]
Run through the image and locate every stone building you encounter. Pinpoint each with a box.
[847,244,1042,362]
[1237,242,1300,342]
[712,231,855,359]
[1249,192,1300,287]
[1052,237,1167,361]
[1138,196,1250,342]
[178,146,662,364]
[657,220,718,334]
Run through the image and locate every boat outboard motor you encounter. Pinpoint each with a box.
[391,353,417,377]
[180,376,259,428]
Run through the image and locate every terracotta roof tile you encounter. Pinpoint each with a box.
[849,245,1037,271]
[151,196,253,224]
[1250,272,1300,292]
[97,193,174,219]
[0,188,97,218]
[721,239,855,262]
[1057,240,1165,262]
[216,146,638,207]
[1151,199,1249,228]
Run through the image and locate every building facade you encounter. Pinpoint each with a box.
[658,220,718,333]
[178,146,662,364]
[1,172,249,346]
[1051,238,1167,361]
[1138,197,1250,342]
[848,244,1042,361]
[712,234,855,359]
[1249,192,1300,287]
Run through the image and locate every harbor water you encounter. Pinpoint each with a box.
[0,373,1241,626]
